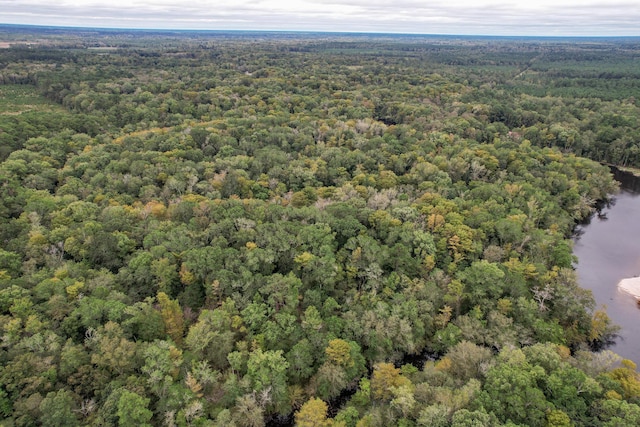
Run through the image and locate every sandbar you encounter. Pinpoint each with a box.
[618,277,640,299]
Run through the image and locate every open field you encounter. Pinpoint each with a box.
[0,84,64,115]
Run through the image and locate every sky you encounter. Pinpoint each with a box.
[1,0,639,37]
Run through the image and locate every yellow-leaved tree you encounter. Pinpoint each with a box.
[157,292,184,345]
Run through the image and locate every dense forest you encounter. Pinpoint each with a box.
[1,27,640,426]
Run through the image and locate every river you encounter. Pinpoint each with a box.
[573,167,640,363]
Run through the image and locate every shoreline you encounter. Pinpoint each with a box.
[604,163,640,178]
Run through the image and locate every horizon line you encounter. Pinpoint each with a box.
[2,22,640,40]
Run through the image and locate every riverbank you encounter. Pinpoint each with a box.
[573,166,640,363]
[605,163,640,177]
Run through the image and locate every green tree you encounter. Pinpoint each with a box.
[479,348,550,426]
[287,339,317,384]
[245,348,290,412]
[185,301,242,370]
[90,321,138,376]
[141,339,184,399]
[38,390,79,427]
[451,409,497,427]
[117,390,153,427]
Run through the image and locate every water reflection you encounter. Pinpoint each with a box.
[613,167,640,193]
[573,166,640,363]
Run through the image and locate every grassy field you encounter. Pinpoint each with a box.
[0,84,64,115]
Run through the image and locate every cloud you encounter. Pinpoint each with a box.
[1,0,638,36]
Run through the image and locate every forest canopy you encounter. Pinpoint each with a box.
[0,28,639,426]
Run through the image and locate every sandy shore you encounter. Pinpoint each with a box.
[618,277,640,299]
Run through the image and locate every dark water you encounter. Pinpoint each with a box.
[573,167,640,363]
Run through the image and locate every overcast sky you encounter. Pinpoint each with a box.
[2,0,639,36]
